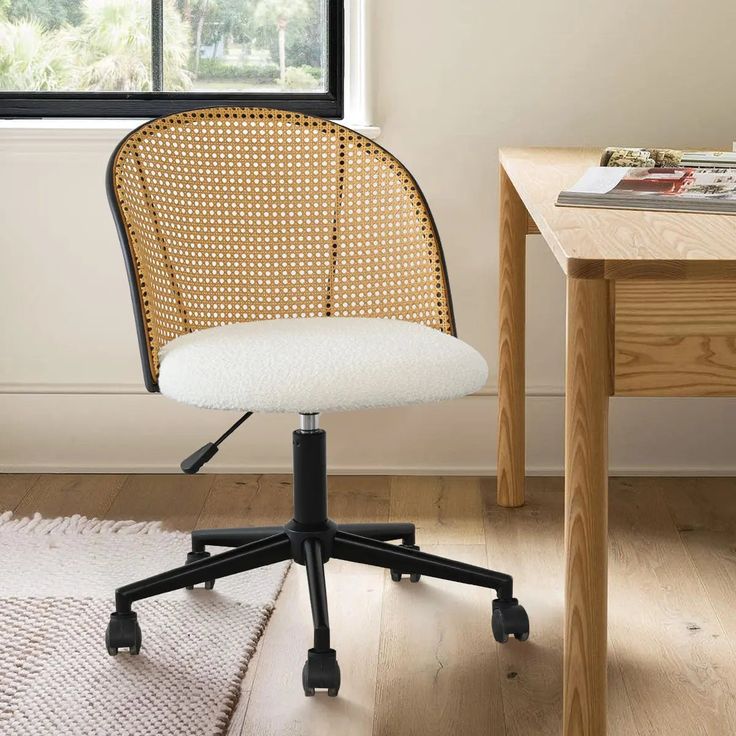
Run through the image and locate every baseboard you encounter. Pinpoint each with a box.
[4,463,736,476]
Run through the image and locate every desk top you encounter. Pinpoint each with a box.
[500,147,736,279]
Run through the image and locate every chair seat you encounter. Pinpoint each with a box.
[158,317,488,413]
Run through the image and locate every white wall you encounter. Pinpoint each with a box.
[3,0,736,473]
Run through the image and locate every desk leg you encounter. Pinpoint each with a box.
[497,167,526,507]
[564,277,610,736]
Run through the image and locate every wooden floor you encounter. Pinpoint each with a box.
[3,473,736,735]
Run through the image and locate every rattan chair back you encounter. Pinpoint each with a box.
[108,107,455,391]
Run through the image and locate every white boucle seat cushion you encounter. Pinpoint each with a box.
[158,317,488,413]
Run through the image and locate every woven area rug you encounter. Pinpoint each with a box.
[0,512,290,736]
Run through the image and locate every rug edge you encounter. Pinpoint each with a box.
[0,510,171,536]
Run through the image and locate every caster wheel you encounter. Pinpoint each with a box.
[492,598,529,644]
[302,648,340,697]
[185,550,215,590]
[390,544,421,583]
[106,611,142,655]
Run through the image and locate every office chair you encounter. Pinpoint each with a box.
[105,107,528,696]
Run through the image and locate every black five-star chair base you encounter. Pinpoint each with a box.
[106,426,529,697]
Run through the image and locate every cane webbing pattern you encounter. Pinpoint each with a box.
[110,107,454,383]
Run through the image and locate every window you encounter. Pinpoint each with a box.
[0,0,343,118]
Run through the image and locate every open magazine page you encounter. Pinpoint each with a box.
[566,167,629,194]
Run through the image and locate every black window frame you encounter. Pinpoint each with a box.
[0,0,343,119]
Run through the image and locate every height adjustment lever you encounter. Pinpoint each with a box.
[180,412,254,474]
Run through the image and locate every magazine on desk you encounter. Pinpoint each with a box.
[557,166,736,215]
[681,151,736,168]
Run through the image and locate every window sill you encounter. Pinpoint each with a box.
[0,117,381,142]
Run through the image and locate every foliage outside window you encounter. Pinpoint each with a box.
[0,0,343,117]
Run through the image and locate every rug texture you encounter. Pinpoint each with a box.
[0,512,290,736]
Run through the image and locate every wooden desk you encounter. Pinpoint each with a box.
[496,147,736,736]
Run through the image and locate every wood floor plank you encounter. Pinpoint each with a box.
[372,544,505,736]
[373,478,502,734]
[14,474,126,519]
[328,475,390,524]
[239,559,384,736]
[198,475,292,529]
[484,477,563,736]
[482,477,637,736]
[389,476,486,545]
[0,473,39,512]
[228,633,266,735]
[659,477,736,652]
[607,477,736,735]
[107,474,214,531]
[237,474,389,736]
